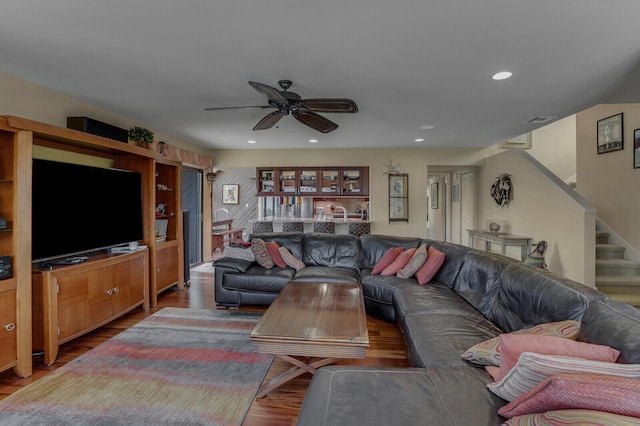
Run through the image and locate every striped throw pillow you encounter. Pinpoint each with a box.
[279,246,305,271]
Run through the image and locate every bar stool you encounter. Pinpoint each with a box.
[282,222,304,232]
[348,222,370,237]
[252,222,273,234]
[313,222,335,234]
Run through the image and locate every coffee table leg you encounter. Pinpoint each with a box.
[256,355,338,398]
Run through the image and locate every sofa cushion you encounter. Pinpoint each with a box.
[293,266,359,283]
[371,246,403,274]
[422,240,473,288]
[360,269,415,306]
[415,246,445,284]
[497,374,640,419]
[402,313,503,368]
[488,352,640,402]
[266,241,287,268]
[358,234,422,270]
[393,282,486,320]
[487,263,608,333]
[397,243,428,279]
[297,366,504,426]
[381,248,416,275]
[503,409,640,426]
[221,265,294,294]
[212,256,254,273]
[251,238,274,269]
[578,299,640,364]
[493,334,620,382]
[302,233,360,269]
[461,320,581,367]
[453,250,515,317]
[278,246,306,271]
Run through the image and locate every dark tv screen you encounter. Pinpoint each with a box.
[32,159,144,262]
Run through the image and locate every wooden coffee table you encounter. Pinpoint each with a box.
[250,281,369,398]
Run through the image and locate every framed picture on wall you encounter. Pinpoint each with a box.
[222,184,239,204]
[388,173,408,222]
[430,183,439,209]
[634,128,640,169]
[597,113,623,154]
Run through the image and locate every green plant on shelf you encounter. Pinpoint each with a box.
[128,127,154,147]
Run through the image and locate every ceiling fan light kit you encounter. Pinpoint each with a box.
[206,80,358,134]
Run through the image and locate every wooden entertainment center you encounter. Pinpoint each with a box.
[0,115,185,374]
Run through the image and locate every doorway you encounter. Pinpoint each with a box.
[182,167,203,266]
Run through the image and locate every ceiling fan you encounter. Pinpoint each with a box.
[205,80,358,134]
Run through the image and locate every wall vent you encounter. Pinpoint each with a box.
[524,115,557,124]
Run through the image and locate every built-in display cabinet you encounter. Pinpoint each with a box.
[0,125,31,377]
[0,115,186,372]
[257,167,369,196]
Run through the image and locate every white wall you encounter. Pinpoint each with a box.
[576,104,640,251]
[528,115,577,183]
[476,150,595,285]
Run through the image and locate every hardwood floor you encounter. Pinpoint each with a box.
[0,266,410,425]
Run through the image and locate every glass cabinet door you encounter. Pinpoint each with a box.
[342,168,362,194]
[257,168,276,194]
[279,169,297,194]
[321,169,340,194]
[298,169,318,195]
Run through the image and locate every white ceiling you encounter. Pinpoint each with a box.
[2,1,639,150]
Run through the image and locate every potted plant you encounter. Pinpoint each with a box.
[128,126,154,147]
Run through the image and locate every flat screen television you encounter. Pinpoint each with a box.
[32,159,144,263]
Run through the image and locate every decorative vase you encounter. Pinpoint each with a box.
[489,222,501,234]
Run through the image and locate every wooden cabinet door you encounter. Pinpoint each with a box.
[0,289,17,367]
[156,243,179,291]
[111,255,145,315]
[57,270,112,340]
[257,168,276,195]
[278,169,297,195]
[298,168,319,195]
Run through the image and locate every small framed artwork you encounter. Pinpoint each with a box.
[222,184,239,204]
[634,128,640,169]
[430,183,439,209]
[452,184,460,203]
[388,173,408,222]
[597,113,623,154]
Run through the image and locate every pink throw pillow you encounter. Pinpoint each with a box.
[265,241,287,268]
[498,374,640,419]
[415,246,445,284]
[371,247,404,274]
[494,334,620,382]
[381,248,416,276]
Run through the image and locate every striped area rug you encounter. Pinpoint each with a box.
[0,308,273,425]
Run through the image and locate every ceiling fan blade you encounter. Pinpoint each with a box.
[204,105,271,111]
[249,81,288,104]
[296,98,358,113]
[253,111,284,130]
[292,110,339,133]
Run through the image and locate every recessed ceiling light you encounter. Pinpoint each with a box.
[492,71,512,80]
[248,140,256,144]
[414,138,425,142]
[419,124,434,130]
[309,139,318,143]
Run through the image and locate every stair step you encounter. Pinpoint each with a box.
[596,243,626,260]
[598,293,640,308]
[596,259,640,276]
[595,231,610,245]
[596,275,640,287]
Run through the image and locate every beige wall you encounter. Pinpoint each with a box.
[528,115,577,183]
[210,147,489,237]
[576,104,640,251]
[0,70,214,262]
[476,150,595,285]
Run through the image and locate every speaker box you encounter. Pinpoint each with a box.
[67,116,128,143]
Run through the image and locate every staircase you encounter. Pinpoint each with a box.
[595,230,640,307]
